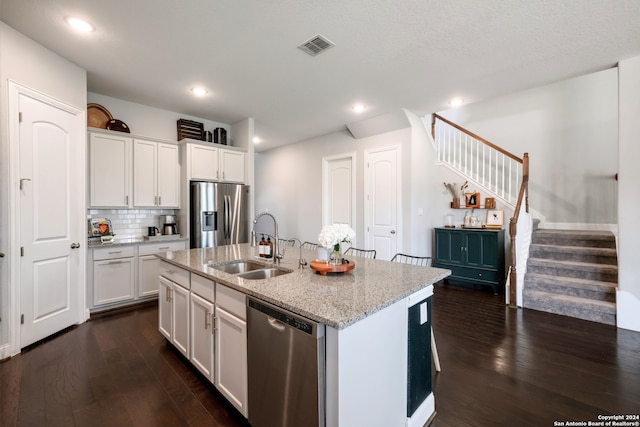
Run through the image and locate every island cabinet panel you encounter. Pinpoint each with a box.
[434,227,505,293]
[190,292,215,382]
[158,264,190,358]
[214,283,248,417]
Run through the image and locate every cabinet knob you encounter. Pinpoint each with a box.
[71,243,81,249]
[390,230,396,234]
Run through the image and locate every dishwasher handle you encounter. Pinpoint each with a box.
[268,316,286,331]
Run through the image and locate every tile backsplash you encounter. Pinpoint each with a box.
[88,209,180,238]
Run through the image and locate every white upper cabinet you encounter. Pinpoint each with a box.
[89,131,132,208]
[187,143,245,183]
[133,138,180,208]
[220,149,245,183]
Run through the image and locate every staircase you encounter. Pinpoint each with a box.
[523,229,617,325]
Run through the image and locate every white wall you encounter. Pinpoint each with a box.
[439,68,618,227]
[0,22,87,354]
[255,125,414,252]
[617,56,640,332]
[88,92,229,143]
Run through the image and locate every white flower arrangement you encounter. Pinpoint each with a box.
[318,223,356,250]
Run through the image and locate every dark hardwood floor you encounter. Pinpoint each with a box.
[1,284,639,426]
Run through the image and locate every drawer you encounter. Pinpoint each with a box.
[139,240,186,256]
[191,273,215,302]
[159,260,190,289]
[448,265,501,284]
[216,283,246,320]
[93,245,135,261]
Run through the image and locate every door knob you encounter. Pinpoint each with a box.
[390,230,396,234]
[0,252,5,257]
[70,243,81,249]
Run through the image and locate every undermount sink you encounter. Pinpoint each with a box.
[210,261,266,274]
[237,268,291,280]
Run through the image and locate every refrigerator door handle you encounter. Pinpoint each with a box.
[224,195,231,239]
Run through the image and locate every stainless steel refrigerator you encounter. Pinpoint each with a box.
[190,181,250,248]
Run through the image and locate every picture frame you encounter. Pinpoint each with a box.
[484,197,496,209]
[465,192,480,208]
[486,209,504,228]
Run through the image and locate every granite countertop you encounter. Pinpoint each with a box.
[157,244,451,329]
[87,235,188,249]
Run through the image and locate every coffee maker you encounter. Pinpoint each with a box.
[162,215,178,235]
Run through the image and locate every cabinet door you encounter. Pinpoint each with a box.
[466,231,499,269]
[190,293,215,382]
[220,149,245,183]
[435,229,465,265]
[138,254,160,297]
[215,307,248,417]
[157,143,180,207]
[93,258,135,306]
[172,283,190,358]
[190,144,219,181]
[159,276,173,340]
[133,139,158,207]
[89,132,131,207]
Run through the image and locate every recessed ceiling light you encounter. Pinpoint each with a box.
[352,103,366,113]
[449,98,464,107]
[65,17,94,33]
[191,87,208,97]
[252,136,261,144]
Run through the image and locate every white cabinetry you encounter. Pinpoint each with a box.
[138,241,187,297]
[159,261,190,358]
[187,143,245,183]
[190,274,215,382]
[133,139,180,208]
[89,131,132,207]
[92,246,135,306]
[214,283,248,417]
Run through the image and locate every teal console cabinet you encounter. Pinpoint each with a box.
[434,227,505,293]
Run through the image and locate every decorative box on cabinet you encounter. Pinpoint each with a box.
[433,227,505,293]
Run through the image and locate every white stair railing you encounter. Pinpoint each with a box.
[429,113,523,206]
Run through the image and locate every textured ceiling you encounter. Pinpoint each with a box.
[2,0,640,151]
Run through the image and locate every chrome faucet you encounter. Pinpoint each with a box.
[250,212,282,264]
[288,238,308,269]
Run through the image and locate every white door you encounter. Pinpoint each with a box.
[322,153,356,239]
[190,293,215,382]
[365,147,401,261]
[18,92,83,348]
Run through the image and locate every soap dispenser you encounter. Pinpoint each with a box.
[265,237,273,258]
[259,235,266,257]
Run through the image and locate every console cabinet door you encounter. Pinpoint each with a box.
[172,283,190,358]
[159,276,173,340]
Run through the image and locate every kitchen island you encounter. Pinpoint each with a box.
[157,243,450,427]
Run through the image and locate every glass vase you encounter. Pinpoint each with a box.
[329,243,343,266]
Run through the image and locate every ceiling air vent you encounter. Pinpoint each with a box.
[297,34,335,56]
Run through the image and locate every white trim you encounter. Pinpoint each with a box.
[321,152,357,244]
[7,80,86,356]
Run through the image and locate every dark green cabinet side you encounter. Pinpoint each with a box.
[434,228,505,293]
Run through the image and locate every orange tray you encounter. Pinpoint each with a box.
[310,260,355,275]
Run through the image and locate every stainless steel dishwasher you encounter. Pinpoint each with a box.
[247,297,325,427]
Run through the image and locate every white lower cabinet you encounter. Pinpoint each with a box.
[190,292,215,382]
[159,274,190,358]
[215,284,248,417]
[92,246,135,306]
[138,241,187,297]
[158,265,248,418]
